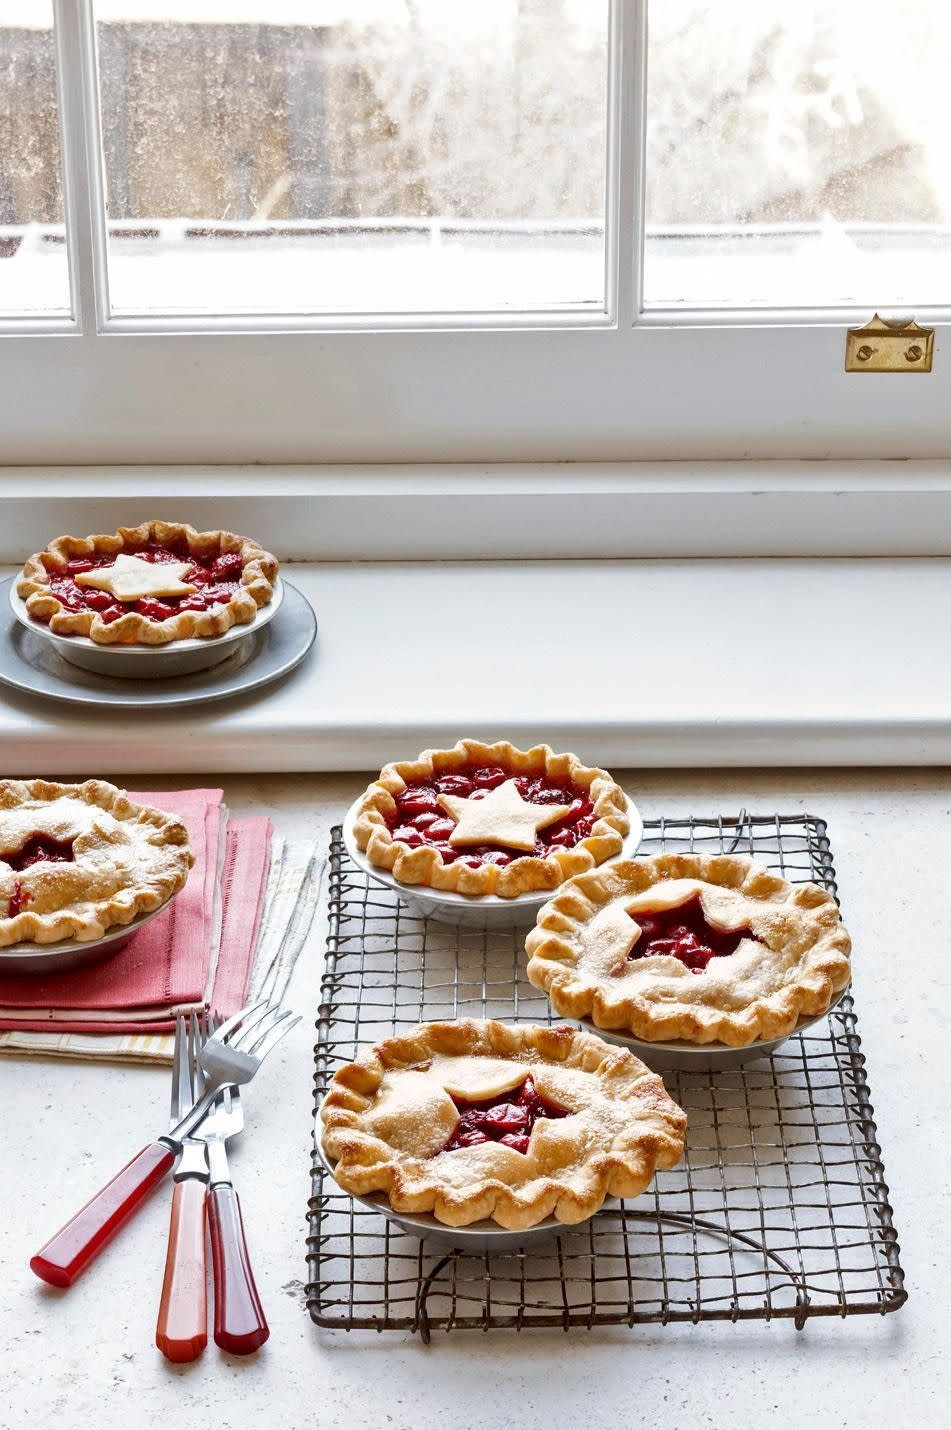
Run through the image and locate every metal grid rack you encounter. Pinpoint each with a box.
[306,813,906,1338]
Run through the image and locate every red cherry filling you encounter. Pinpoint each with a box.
[41,541,247,623]
[629,894,754,973]
[440,1074,572,1155]
[7,880,31,918]
[387,768,596,866]
[1,834,76,871]
[2,836,76,919]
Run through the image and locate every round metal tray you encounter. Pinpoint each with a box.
[315,1133,604,1252]
[342,793,643,929]
[9,574,285,678]
[0,576,316,709]
[0,892,179,974]
[574,988,849,1072]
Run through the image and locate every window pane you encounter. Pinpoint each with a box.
[96,1,608,317]
[645,2,951,308]
[0,1,70,316]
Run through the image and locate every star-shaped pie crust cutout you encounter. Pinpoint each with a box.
[74,553,197,604]
[437,778,571,852]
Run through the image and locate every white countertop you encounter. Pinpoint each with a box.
[3,769,943,1429]
[3,557,951,772]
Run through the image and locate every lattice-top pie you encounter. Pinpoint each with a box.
[320,1019,686,1230]
[525,853,852,1046]
[18,520,279,646]
[353,740,630,897]
[0,779,193,946]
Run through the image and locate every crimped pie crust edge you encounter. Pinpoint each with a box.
[353,739,630,897]
[0,778,194,947]
[17,519,279,646]
[320,1018,686,1230]
[524,852,852,1047]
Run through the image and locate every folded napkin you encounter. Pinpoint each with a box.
[0,789,270,1032]
[0,835,322,1065]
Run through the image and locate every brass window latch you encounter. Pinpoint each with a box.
[845,314,934,372]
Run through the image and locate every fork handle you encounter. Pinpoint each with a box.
[156,1178,207,1363]
[208,1183,269,1354]
[30,1139,176,1288]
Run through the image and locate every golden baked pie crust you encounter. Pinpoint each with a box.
[0,779,194,947]
[18,519,279,646]
[353,739,630,898]
[525,852,852,1047]
[320,1018,686,1230]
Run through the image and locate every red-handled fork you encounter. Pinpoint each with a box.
[155,1013,210,1363]
[202,1015,267,1353]
[30,1001,300,1289]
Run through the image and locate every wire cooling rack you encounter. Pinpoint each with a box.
[306,813,906,1338]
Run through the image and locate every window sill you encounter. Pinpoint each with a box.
[2,556,948,773]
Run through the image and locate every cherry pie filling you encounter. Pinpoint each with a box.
[40,542,247,625]
[628,894,755,974]
[440,1074,572,1156]
[2,834,76,919]
[386,767,597,867]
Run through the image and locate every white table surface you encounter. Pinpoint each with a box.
[4,769,942,1430]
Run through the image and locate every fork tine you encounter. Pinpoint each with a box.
[171,1014,190,1122]
[246,1012,300,1063]
[187,1011,204,1103]
[227,1000,280,1049]
[231,1004,285,1054]
[208,999,269,1048]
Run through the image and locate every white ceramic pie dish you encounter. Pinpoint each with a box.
[342,793,643,929]
[9,575,285,679]
[574,987,849,1072]
[315,1122,612,1252]
[0,890,180,974]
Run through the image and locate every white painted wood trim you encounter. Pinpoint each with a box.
[2,557,949,773]
[3,462,951,560]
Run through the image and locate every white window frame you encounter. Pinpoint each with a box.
[0,0,948,468]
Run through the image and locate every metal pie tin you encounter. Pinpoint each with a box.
[574,988,849,1072]
[342,793,643,930]
[9,574,285,678]
[0,890,180,974]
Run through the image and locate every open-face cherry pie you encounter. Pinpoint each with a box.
[525,853,852,1046]
[17,520,279,646]
[0,779,193,946]
[353,740,630,898]
[320,1019,686,1230]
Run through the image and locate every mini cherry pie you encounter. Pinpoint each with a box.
[0,779,193,946]
[353,740,630,898]
[525,853,852,1046]
[320,1019,686,1230]
[18,519,279,646]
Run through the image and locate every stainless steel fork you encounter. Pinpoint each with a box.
[155,1012,211,1363]
[197,1012,268,1354]
[31,1000,300,1288]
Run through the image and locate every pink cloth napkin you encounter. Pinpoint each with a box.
[0,789,272,1033]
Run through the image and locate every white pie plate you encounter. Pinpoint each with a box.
[342,792,643,929]
[574,987,849,1072]
[9,575,285,678]
[315,1124,611,1252]
[0,889,180,974]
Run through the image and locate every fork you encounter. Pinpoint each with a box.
[155,1012,211,1363]
[202,1012,268,1354]
[30,1000,300,1288]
